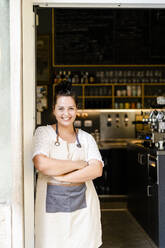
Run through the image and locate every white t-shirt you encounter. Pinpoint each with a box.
[32,125,104,184]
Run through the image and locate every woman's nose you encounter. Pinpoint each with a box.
[63,109,69,115]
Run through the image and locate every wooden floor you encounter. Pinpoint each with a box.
[100,210,157,248]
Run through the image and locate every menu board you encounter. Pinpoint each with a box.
[52,8,165,66]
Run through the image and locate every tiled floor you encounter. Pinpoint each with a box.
[100,210,157,248]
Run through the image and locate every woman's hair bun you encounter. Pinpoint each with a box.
[54,80,78,106]
[55,80,72,95]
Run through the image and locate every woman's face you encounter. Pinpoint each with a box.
[54,96,77,127]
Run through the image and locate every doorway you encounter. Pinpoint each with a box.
[23,1,165,248]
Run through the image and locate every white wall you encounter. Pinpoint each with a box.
[0,1,11,248]
[0,0,11,202]
[23,1,35,247]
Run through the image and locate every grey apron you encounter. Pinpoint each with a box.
[46,183,87,213]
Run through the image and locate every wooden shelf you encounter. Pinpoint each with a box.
[82,96,112,98]
[144,96,158,98]
[71,83,165,86]
[53,82,165,109]
[115,96,141,98]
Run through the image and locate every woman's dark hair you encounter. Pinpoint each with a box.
[53,80,78,107]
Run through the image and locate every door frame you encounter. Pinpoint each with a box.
[22,1,165,248]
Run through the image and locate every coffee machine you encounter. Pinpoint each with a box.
[144,109,165,150]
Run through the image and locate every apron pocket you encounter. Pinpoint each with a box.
[46,184,87,213]
[70,184,87,212]
[46,185,69,213]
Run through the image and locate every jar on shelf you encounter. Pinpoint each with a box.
[132,86,137,96]
[137,86,141,96]
[125,102,130,109]
[121,89,126,96]
[131,102,136,109]
[137,102,141,109]
[119,102,124,109]
[116,90,121,96]
[127,86,131,96]
[115,102,119,109]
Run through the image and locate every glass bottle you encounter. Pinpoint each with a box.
[84,72,89,84]
[80,72,84,84]
[67,71,72,83]
[89,72,95,83]
[137,86,141,97]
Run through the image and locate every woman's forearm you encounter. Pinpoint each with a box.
[54,160,103,183]
[33,154,87,176]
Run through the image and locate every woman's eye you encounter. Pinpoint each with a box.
[58,108,64,111]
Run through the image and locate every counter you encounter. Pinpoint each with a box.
[127,142,165,248]
[98,138,144,150]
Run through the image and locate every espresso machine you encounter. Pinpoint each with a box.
[144,109,165,150]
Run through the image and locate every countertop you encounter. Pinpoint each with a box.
[98,138,144,150]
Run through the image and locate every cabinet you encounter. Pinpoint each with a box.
[127,144,165,247]
[127,144,149,232]
[52,68,165,109]
[93,148,128,195]
[53,82,165,109]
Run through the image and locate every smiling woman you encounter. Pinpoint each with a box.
[32,80,104,248]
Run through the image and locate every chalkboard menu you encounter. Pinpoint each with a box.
[52,8,165,66]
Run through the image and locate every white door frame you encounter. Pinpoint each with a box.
[10,1,24,248]
[22,1,165,248]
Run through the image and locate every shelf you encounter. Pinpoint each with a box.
[144,83,165,85]
[144,96,158,98]
[115,96,141,98]
[53,82,165,109]
[71,83,165,86]
[80,96,112,98]
[73,83,112,86]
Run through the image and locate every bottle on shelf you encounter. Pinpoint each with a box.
[100,71,104,83]
[104,71,109,83]
[137,86,141,96]
[125,102,130,109]
[66,71,72,83]
[53,71,59,84]
[71,73,76,84]
[74,73,79,84]
[121,87,126,96]
[137,102,141,109]
[127,86,131,97]
[58,71,63,83]
[54,71,62,84]
[131,102,136,109]
[80,72,84,84]
[63,71,66,80]
[132,86,137,96]
[84,72,89,84]
[119,102,124,109]
[116,89,121,97]
[114,102,118,109]
[95,71,101,84]
[89,72,95,83]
